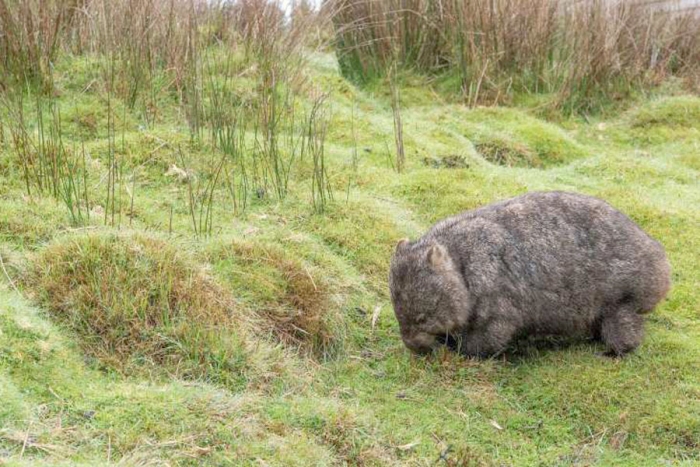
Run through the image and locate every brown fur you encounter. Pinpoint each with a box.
[389,191,671,357]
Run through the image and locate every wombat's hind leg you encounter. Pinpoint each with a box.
[600,309,644,356]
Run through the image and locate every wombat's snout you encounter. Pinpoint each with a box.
[403,332,437,354]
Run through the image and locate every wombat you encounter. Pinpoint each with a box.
[389,191,670,357]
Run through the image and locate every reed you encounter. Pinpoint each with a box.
[306,92,333,213]
[330,0,700,111]
[2,93,90,225]
[1,0,335,228]
[389,62,404,173]
[178,146,226,238]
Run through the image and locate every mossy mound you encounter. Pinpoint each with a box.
[436,106,588,168]
[628,96,700,129]
[392,169,527,224]
[622,95,700,146]
[24,232,267,387]
[208,238,345,359]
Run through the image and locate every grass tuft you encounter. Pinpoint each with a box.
[209,238,345,359]
[23,231,270,388]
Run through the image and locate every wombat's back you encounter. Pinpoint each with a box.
[424,191,669,319]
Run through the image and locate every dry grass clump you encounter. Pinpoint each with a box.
[24,231,262,386]
[209,239,345,359]
[451,106,588,167]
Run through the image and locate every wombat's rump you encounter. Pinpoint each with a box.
[389,191,670,357]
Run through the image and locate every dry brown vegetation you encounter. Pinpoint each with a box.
[2,0,698,115]
[330,0,700,111]
[0,0,328,99]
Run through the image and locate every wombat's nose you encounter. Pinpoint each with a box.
[403,333,436,354]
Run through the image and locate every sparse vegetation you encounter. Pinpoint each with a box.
[0,0,698,465]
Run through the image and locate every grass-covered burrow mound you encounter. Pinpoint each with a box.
[629,95,700,129]
[208,238,346,359]
[23,232,278,387]
[623,95,700,147]
[432,106,589,168]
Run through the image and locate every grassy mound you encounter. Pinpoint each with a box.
[301,199,416,294]
[0,289,382,465]
[208,238,345,358]
[23,232,267,387]
[629,95,700,129]
[439,106,588,168]
[392,169,527,224]
[474,139,539,168]
[622,95,700,146]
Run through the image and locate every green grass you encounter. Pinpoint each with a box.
[422,106,590,168]
[0,51,699,465]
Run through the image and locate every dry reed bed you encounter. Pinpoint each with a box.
[330,0,700,110]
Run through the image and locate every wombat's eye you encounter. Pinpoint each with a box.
[415,313,426,323]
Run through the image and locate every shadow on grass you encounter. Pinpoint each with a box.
[435,333,606,363]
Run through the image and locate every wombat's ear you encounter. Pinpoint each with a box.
[396,238,409,251]
[428,243,450,270]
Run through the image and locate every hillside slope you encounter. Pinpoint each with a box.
[1,54,699,466]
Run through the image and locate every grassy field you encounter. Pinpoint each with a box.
[1,41,699,466]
